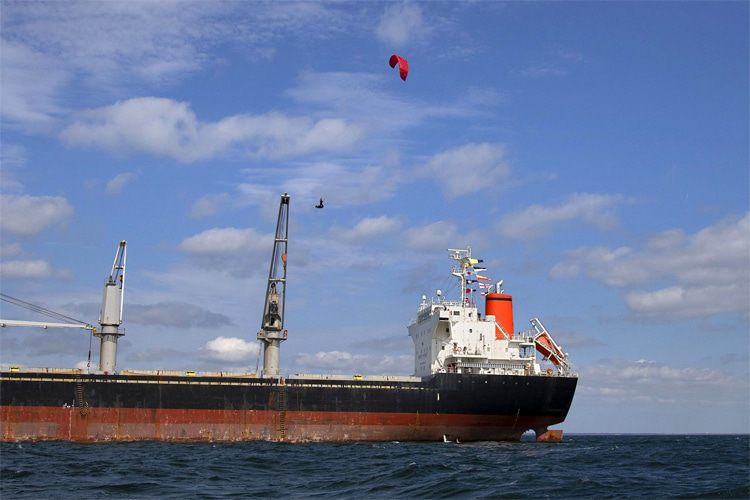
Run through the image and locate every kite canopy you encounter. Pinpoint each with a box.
[389,54,409,81]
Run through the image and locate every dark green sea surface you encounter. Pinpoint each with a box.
[1,435,748,498]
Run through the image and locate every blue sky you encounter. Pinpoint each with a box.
[1,1,748,434]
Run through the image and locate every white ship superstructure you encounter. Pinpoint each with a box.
[408,248,570,378]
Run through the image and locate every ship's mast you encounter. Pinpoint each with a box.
[257,193,290,378]
[95,240,127,373]
[448,247,472,304]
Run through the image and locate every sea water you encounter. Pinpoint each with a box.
[1,435,748,498]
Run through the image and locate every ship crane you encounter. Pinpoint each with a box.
[96,240,127,373]
[0,240,127,374]
[257,193,290,378]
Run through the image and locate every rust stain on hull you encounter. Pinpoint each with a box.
[1,406,563,443]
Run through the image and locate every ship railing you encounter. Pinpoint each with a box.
[288,373,421,382]
[1,366,85,375]
[455,361,524,369]
[447,361,528,375]
[447,348,535,360]
[416,298,467,313]
[447,350,488,359]
[119,369,258,378]
[515,330,537,342]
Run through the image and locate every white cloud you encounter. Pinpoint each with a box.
[0,40,69,130]
[576,359,748,407]
[286,71,483,135]
[287,162,401,206]
[106,171,139,194]
[179,227,269,255]
[1,144,29,169]
[551,212,750,319]
[138,264,265,318]
[334,216,402,243]
[497,193,630,240]
[189,193,231,218]
[129,348,185,364]
[0,259,73,280]
[1,2,365,130]
[0,195,74,237]
[294,350,413,376]
[0,259,52,279]
[0,243,22,259]
[178,227,272,274]
[398,219,485,255]
[286,236,395,276]
[624,284,747,320]
[0,144,29,195]
[0,3,206,130]
[198,336,260,363]
[401,221,459,252]
[286,71,424,135]
[549,245,641,286]
[238,160,404,212]
[419,143,510,199]
[127,302,232,328]
[375,3,427,47]
[59,97,364,163]
[4,2,213,84]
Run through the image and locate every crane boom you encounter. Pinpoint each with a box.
[110,240,127,324]
[0,293,95,333]
[0,319,95,332]
[257,193,290,378]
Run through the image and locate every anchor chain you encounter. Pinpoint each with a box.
[276,383,288,441]
[75,375,89,417]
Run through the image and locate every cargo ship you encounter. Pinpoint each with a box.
[0,193,577,443]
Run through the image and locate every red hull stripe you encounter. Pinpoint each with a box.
[1,406,562,442]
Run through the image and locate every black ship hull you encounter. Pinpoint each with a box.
[1,371,577,442]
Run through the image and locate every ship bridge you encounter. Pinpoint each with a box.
[408,294,538,378]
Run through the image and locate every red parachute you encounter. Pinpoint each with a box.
[389,54,409,81]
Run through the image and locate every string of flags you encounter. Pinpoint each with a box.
[464,258,495,296]
[469,258,487,272]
